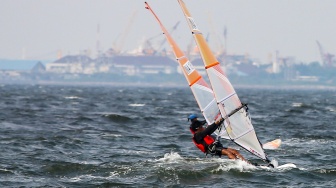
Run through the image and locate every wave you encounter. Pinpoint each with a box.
[0,168,15,176]
[315,168,336,175]
[101,113,132,122]
[64,96,82,100]
[128,103,145,107]
[151,152,295,173]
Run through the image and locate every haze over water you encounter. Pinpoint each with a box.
[1,0,335,63]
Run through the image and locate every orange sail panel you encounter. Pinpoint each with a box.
[145,2,222,126]
[177,0,268,160]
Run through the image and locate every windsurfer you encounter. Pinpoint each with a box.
[188,114,248,162]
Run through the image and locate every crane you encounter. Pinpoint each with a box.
[156,21,180,51]
[207,11,224,55]
[316,40,334,67]
[142,21,181,55]
[113,10,138,54]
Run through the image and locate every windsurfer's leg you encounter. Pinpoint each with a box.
[221,149,236,159]
[226,148,248,162]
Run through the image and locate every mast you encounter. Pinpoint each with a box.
[145,2,223,128]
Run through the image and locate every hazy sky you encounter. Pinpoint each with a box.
[1,0,335,63]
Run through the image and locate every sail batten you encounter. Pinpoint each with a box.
[177,0,268,161]
[188,75,201,86]
[205,62,220,69]
[192,31,202,35]
[202,99,217,111]
[176,55,187,60]
[219,92,236,103]
[233,128,254,140]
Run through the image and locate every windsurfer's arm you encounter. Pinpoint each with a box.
[196,118,224,138]
[207,118,224,134]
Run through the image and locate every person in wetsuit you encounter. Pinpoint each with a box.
[188,114,248,161]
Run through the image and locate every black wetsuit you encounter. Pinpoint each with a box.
[192,120,226,155]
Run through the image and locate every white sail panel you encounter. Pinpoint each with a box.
[231,129,266,159]
[210,64,266,159]
[177,0,268,160]
[191,80,229,139]
[191,82,217,123]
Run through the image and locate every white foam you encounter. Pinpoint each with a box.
[128,103,145,107]
[213,159,255,172]
[284,138,334,147]
[64,96,81,99]
[292,102,303,107]
[101,133,122,137]
[258,163,297,171]
[156,152,185,163]
[277,163,297,169]
[155,152,259,171]
[326,106,335,112]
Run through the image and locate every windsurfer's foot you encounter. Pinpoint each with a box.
[267,163,275,168]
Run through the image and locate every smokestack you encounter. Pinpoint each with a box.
[273,50,280,73]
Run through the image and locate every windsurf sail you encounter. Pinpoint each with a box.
[263,139,281,150]
[177,0,269,161]
[145,2,222,127]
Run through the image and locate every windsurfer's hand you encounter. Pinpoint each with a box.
[216,118,224,125]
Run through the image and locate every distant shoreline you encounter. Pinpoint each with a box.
[1,80,336,90]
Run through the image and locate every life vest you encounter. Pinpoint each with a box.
[190,128,215,153]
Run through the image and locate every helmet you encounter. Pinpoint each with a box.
[188,114,198,121]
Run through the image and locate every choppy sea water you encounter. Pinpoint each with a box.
[0,84,335,187]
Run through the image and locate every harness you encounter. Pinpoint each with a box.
[190,128,215,153]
